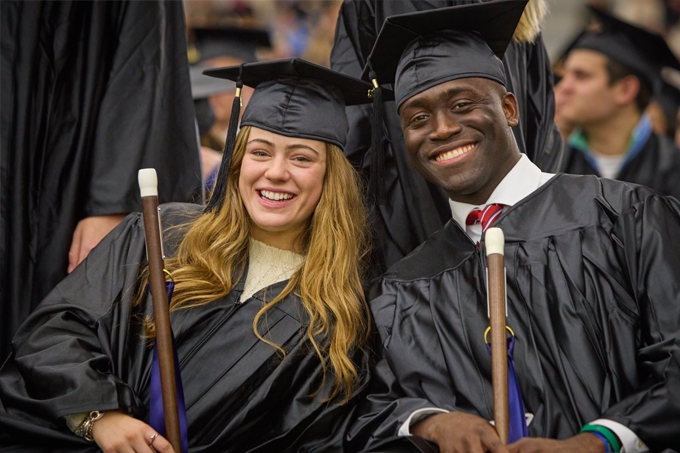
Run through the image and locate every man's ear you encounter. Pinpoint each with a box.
[502,92,519,127]
[613,75,640,107]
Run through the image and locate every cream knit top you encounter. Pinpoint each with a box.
[240,238,305,302]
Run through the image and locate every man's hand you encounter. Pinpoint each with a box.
[411,412,510,453]
[68,214,127,273]
[92,410,175,453]
[508,433,606,453]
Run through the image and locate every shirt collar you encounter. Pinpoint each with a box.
[567,114,653,169]
[449,154,544,229]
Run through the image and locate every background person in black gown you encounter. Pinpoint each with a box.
[0,1,203,362]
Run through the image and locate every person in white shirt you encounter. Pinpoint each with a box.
[347,2,680,453]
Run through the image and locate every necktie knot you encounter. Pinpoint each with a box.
[466,203,505,232]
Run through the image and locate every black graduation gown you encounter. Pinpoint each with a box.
[0,1,203,361]
[330,0,564,274]
[562,133,680,201]
[348,175,680,453]
[0,204,369,452]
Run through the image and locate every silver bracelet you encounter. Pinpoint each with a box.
[77,410,105,442]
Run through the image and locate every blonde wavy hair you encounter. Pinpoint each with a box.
[136,126,371,402]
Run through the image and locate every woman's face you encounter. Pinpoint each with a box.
[239,127,327,251]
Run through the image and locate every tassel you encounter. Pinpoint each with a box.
[369,67,386,205]
[205,67,244,213]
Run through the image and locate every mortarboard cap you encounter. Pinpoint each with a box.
[189,64,235,99]
[202,58,382,211]
[571,7,680,91]
[189,64,232,139]
[204,58,381,148]
[364,0,528,109]
[191,26,271,64]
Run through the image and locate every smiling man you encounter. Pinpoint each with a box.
[347,2,680,453]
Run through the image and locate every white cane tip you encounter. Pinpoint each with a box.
[138,168,158,197]
[485,227,505,256]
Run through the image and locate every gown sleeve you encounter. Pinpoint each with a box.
[0,212,150,427]
[601,193,680,451]
[347,280,452,451]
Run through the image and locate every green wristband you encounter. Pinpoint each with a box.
[580,424,621,452]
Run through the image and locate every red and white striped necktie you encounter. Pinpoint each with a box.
[465,203,505,232]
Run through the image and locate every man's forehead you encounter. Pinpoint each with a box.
[401,78,500,108]
[565,49,608,71]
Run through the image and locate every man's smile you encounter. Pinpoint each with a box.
[433,143,476,163]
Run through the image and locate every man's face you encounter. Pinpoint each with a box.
[399,77,520,205]
[555,50,621,128]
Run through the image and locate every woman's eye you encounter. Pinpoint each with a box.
[250,150,268,157]
[293,156,312,163]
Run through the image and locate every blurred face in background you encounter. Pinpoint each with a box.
[556,49,622,128]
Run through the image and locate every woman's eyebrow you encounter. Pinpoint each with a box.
[285,144,320,155]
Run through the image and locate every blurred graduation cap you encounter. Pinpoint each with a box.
[189,64,235,138]
[360,0,527,203]
[190,64,235,99]
[189,26,271,64]
[363,0,528,109]
[202,58,385,212]
[569,6,680,92]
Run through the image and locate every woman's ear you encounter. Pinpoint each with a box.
[502,92,519,127]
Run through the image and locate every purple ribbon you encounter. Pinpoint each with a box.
[486,334,528,443]
[149,282,189,453]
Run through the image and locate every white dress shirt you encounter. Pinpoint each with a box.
[448,154,553,243]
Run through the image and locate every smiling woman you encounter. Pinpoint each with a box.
[0,59,376,453]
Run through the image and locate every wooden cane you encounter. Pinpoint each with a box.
[138,169,182,453]
[485,227,509,443]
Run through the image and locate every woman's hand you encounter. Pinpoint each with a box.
[91,411,175,453]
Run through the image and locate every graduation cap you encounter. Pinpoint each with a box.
[201,58,381,212]
[364,0,528,109]
[190,64,236,100]
[361,0,527,203]
[570,6,680,91]
[190,26,271,64]
[188,64,234,138]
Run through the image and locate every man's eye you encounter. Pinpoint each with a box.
[453,102,471,110]
[410,114,429,124]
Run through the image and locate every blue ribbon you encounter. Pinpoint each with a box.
[486,334,528,443]
[149,282,189,453]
